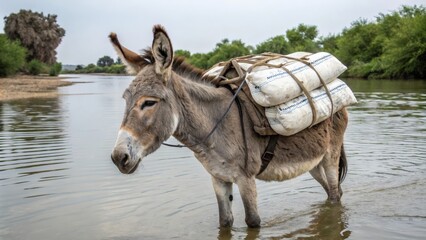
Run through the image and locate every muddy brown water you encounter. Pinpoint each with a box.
[1,75,425,239]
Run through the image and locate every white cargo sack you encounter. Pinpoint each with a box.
[246,52,347,107]
[265,79,357,136]
[204,52,317,81]
[203,52,356,136]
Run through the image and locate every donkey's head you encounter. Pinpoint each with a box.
[110,26,179,174]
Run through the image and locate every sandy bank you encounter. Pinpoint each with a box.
[0,75,74,101]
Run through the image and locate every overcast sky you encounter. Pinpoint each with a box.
[0,0,424,65]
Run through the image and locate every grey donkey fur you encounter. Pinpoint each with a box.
[110,25,349,228]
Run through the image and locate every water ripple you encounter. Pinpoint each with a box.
[0,98,70,190]
[1,77,426,240]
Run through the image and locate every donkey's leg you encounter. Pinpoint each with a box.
[309,164,330,196]
[211,176,234,227]
[322,153,342,203]
[236,177,261,228]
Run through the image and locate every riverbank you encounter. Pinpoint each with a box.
[0,75,74,101]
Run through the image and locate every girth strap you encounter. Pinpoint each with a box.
[257,135,279,175]
[225,86,279,176]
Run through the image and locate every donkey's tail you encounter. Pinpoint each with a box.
[338,144,348,183]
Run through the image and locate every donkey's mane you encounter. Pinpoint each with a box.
[172,57,216,83]
[139,47,215,84]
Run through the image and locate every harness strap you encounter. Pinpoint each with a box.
[246,56,282,73]
[281,66,318,127]
[217,60,246,86]
[283,55,334,118]
[162,79,246,148]
[257,135,279,175]
[224,85,249,171]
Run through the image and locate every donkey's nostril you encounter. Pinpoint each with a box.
[122,153,129,166]
[111,151,130,168]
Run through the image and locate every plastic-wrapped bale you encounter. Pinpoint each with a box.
[265,79,357,136]
[246,52,347,107]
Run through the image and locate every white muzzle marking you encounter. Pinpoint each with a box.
[113,129,145,163]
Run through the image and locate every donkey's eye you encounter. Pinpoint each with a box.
[141,100,157,110]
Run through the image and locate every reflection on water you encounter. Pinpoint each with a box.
[218,227,261,240]
[218,202,350,240]
[0,97,69,195]
[278,202,350,240]
[0,97,71,239]
[0,76,425,239]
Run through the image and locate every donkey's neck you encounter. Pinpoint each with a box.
[170,74,233,151]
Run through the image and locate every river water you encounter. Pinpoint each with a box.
[0,75,425,239]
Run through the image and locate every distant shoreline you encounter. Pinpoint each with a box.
[0,75,74,101]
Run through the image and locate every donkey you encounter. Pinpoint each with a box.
[110,25,349,228]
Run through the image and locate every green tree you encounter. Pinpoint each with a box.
[380,5,426,78]
[286,24,319,52]
[318,34,340,54]
[0,34,26,77]
[97,55,114,67]
[106,64,126,74]
[188,52,212,69]
[49,62,62,76]
[254,35,289,54]
[335,19,382,66]
[175,49,191,58]
[27,59,44,75]
[185,39,251,69]
[334,5,425,79]
[4,10,65,64]
[206,39,251,68]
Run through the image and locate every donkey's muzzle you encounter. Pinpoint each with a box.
[111,150,133,173]
[111,129,144,174]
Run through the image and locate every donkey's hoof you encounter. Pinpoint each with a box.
[246,216,261,228]
[220,217,234,228]
[327,196,341,204]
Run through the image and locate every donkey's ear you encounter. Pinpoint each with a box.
[109,32,146,74]
[152,25,173,81]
